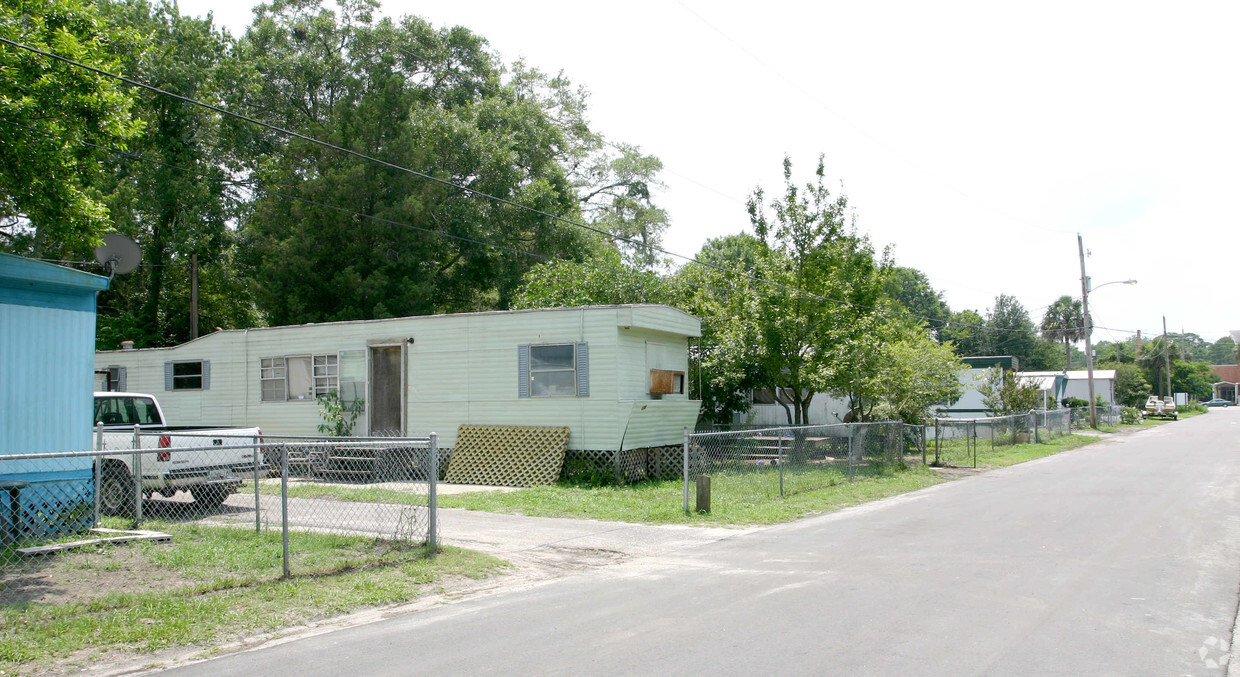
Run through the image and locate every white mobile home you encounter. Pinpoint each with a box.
[95,305,701,457]
[1020,370,1117,405]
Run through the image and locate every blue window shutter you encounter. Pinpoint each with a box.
[201,361,210,390]
[118,366,127,392]
[164,362,173,391]
[576,342,589,397]
[517,345,530,398]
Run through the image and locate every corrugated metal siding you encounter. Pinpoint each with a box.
[627,306,702,337]
[618,400,701,450]
[1,302,96,458]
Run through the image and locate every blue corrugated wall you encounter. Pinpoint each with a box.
[0,253,108,540]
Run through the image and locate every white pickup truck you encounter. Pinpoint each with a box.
[93,392,264,514]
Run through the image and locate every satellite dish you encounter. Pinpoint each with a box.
[93,234,141,277]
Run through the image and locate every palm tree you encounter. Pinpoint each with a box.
[1040,296,1087,370]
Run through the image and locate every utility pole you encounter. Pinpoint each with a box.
[1163,315,1171,400]
[1078,234,1097,429]
[190,253,199,340]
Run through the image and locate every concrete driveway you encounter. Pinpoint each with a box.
[162,408,1240,675]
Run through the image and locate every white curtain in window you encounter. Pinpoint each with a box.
[287,356,314,400]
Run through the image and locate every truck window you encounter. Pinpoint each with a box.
[94,396,161,426]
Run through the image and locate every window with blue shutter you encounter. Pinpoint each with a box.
[523,343,588,397]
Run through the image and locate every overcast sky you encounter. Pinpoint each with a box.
[182,0,1238,346]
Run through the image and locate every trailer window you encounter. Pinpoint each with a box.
[261,354,339,402]
[172,361,203,390]
[529,344,577,397]
[261,358,286,402]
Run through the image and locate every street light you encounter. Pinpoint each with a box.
[1088,279,1138,293]
[1076,238,1138,429]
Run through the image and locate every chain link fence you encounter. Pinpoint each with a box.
[1,429,438,586]
[682,422,918,512]
[931,409,1074,467]
[1069,404,1123,427]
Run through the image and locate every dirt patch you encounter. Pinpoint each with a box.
[929,465,985,479]
[1,544,193,606]
[45,546,626,676]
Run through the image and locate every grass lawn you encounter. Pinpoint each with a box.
[0,520,506,674]
[441,465,948,526]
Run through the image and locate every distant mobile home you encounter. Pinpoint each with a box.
[95,305,702,459]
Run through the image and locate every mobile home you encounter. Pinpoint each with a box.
[1,253,110,538]
[96,305,701,462]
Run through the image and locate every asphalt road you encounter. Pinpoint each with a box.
[163,409,1240,676]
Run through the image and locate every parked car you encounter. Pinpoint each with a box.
[93,392,264,513]
[1202,398,1233,408]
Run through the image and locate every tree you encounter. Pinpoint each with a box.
[1097,361,1151,407]
[984,294,1040,368]
[1137,336,1181,397]
[882,266,951,338]
[1171,360,1215,400]
[977,367,1040,415]
[0,0,143,256]
[578,143,670,270]
[744,155,887,425]
[870,328,964,424]
[941,309,986,357]
[511,249,676,309]
[233,0,603,323]
[92,0,251,348]
[1039,295,1087,371]
[674,234,768,423]
[1207,336,1236,365]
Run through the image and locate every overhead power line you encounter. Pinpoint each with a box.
[1,37,1099,339]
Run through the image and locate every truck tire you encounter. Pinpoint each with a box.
[191,485,232,509]
[100,467,135,517]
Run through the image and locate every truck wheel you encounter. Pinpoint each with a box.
[100,468,135,517]
[191,485,231,509]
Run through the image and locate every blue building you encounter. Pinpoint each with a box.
[0,252,110,541]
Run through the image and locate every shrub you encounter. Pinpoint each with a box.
[1120,406,1142,424]
[559,454,617,487]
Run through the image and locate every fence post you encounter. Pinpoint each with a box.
[94,423,103,527]
[428,433,438,550]
[253,434,261,534]
[683,427,690,516]
[131,424,143,528]
[281,443,290,579]
[777,434,785,497]
[847,427,855,480]
[971,420,977,468]
[934,419,940,466]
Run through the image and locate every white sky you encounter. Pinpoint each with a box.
[184,0,1239,345]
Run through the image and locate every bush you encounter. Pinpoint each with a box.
[1181,401,1207,414]
[1061,397,1089,409]
[1120,406,1142,424]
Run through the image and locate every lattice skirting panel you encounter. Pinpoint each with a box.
[444,425,569,487]
[564,446,683,484]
